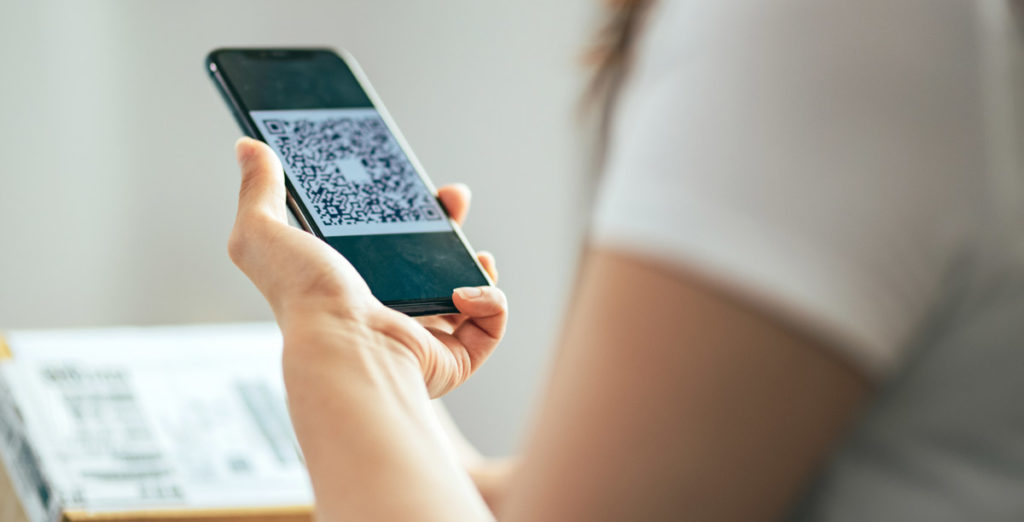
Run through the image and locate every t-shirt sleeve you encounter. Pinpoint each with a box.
[591,1,982,379]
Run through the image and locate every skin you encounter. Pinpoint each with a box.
[229,137,869,521]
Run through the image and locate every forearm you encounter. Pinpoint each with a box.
[282,323,494,521]
[432,400,519,515]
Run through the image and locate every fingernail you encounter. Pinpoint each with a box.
[456,287,484,299]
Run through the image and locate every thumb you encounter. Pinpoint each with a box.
[450,286,508,371]
[235,137,288,223]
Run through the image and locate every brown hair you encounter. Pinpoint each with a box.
[585,0,654,164]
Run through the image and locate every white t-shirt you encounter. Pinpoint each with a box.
[592,1,1024,519]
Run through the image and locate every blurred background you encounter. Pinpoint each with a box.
[0,0,599,456]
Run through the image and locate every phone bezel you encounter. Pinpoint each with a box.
[205,48,493,316]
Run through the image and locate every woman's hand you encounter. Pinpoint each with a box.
[228,137,507,397]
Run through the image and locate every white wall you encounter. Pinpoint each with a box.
[0,0,596,456]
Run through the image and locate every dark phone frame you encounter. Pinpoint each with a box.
[206,48,492,316]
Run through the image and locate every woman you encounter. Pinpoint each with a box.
[228,0,1024,519]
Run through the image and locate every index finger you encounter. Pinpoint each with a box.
[438,183,471,226]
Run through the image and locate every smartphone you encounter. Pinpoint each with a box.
[206,48,492,316]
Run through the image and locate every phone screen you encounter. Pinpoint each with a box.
[208,49,490,314]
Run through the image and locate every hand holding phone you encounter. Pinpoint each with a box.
[229,137,507,398]
[207,48,493,316]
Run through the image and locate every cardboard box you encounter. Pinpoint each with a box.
[0,324,314,522]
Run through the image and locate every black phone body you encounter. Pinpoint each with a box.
[206,48,492,316]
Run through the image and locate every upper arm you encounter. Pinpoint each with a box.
[502,2,981,518]
[501,248,867,521]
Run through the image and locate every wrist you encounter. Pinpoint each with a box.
[278,312,422,391]
[278,313,489,521]
[468,457,518,515]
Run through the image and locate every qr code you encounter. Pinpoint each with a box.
[258,110,443,227]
